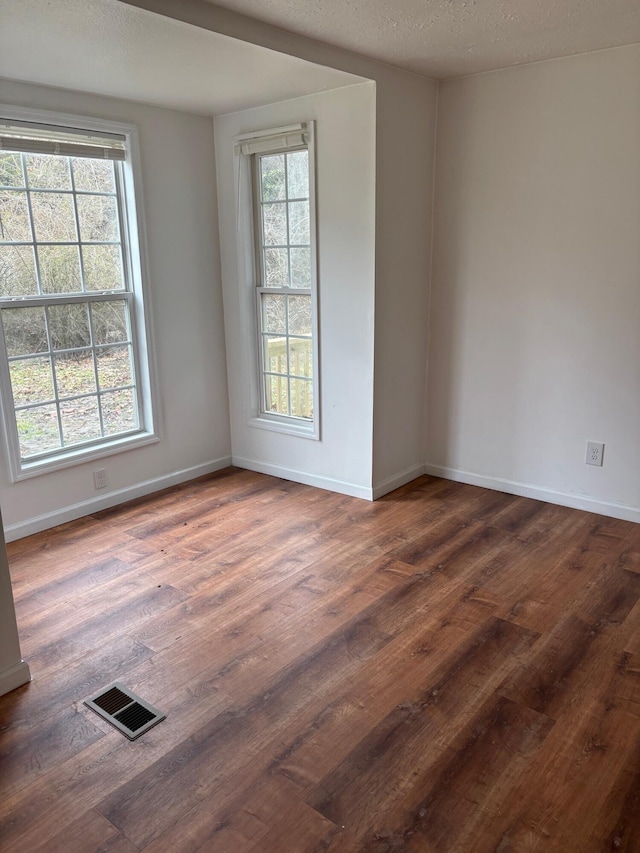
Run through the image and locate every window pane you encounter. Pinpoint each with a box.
[16,404,60,457]
[0,190,31,241]
[31,192,76,242]
[91,301,129,345]
[77,195,119,242]
[290,378,313,418]
[0,154,25,188]
[38,245,82,294]
[60,396,100,446]
[290,248,311,288]
[264,336,288,374]
[0,129,150,472]
[260,154,285,202]
[54,353,96,399]
[262,203,287,246]
[25,155,71,190]
[0,246,38,296]
[262,294,286,334]
[255,144,316,427]
[287,151,308,199]
[72,159,115,193]
[265,374,288,415]
[288,295,311,335]
[2,306,48,356]
[101,388,137,435]
[264,247,289,287]
[96,345,133,390]
[10,357,54,405]
[289,339,313,379]
[48,303,91,351]
[288,201,309,245]
[83,244,124,291]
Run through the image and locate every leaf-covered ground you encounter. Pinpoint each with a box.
[11,351,136,457]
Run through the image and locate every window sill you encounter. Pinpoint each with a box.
[11,431,160,482]
[248,414,319,441]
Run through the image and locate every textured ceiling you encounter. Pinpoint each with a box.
[0,0,362,115]
[204,0,640,78]
[2,0,637,114]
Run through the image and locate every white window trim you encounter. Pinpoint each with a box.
[235,121,320,441]
[0,104,160,481]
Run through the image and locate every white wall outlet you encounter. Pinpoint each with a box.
[93,468,108,489]
[586,442,604,467]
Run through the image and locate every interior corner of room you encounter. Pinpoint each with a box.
[2,2,640,849]
[0,0,639,695]
[1,0,638,549]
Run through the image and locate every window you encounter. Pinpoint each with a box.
[237,123,319,438]
[0,108,156,479]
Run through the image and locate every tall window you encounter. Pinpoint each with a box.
[0,109,156,478]
[238,123,319,438]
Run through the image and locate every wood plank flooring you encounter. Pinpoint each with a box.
[2,468,640,851]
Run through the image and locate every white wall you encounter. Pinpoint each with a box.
[0,509,30,696]
[0,79,231,539]
[0,4,438,537]
[123,0,438,499]
[372,73,437,495]
[427,44,640,520]
[215,83,377,497]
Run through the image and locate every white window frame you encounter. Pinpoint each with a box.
[0,105,159,481]
[236,122,320,440]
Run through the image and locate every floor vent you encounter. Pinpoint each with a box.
[84,682,165,740]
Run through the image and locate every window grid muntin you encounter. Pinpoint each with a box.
[255,147,313,421]
[259,302,313,419]
[112,157,145,433]
[257,152,311,288]
[0,154,124,294]
[0,148,142,461]
[3,240,121,246]
[68,156,87,297]
[3,294,137,458]
[45,301,63,447]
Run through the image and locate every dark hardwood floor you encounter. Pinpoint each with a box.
[2,468,640,851]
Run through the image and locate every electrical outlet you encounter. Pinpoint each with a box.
[93,468,108,489]
[586,442,604,467]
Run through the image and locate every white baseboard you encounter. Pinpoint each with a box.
[424,463,640,524]
[372,464,426,499]
[4,456,233,542]
[0,659,31,698]
[232,455,373,500]
[9,454,636,541]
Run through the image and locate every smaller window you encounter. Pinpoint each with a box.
[0,108,157,478]
[237,123,319,438]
